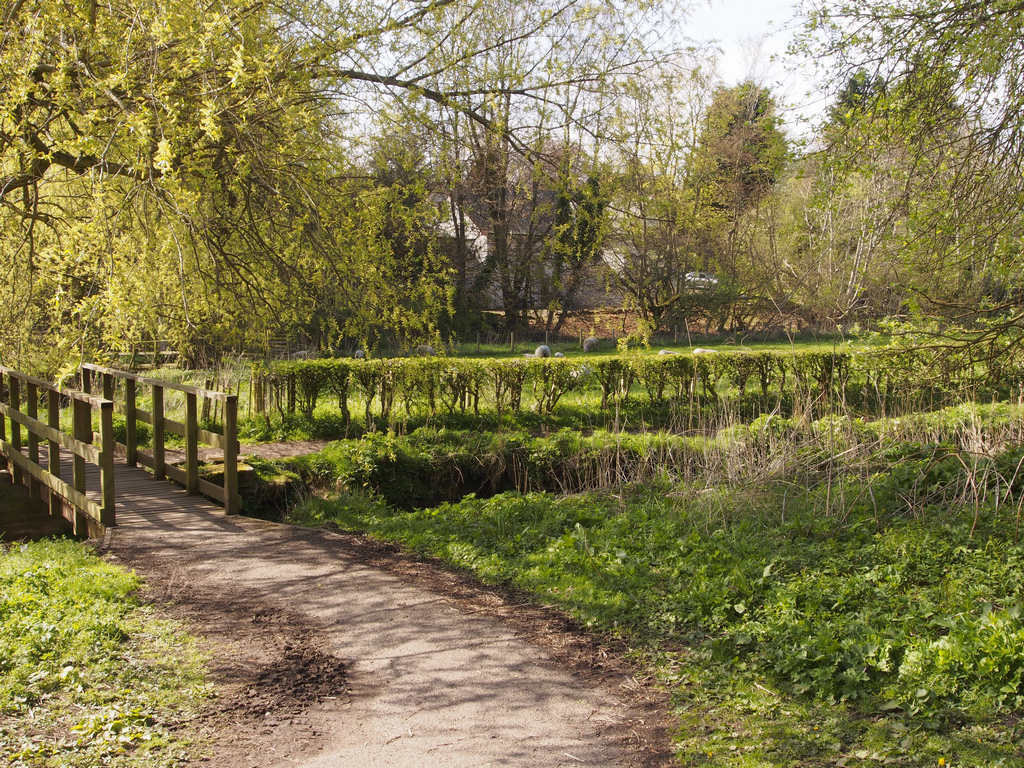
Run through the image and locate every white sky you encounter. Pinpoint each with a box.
[683,0,827,136]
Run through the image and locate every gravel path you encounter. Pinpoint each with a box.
[102,481,664,767]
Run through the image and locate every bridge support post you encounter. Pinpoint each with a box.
[152,384,165,480]
[223,395,239,514]
[99,401,115,527]
[185,392,199,493]
[9,377,21,486]
[25,382,40,500]
[47,390,61,517]
[71,399,91,535]
[125,378,137,467]
[0,373,5,472]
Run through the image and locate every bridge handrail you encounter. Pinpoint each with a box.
[0,366,115,532]
[81,363,233,402]
[79,364,239,515]
[0,365,109,408]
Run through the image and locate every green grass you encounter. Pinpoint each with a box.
[0,539,210,767]
[448,335,862,359]
[286,421,1024,767]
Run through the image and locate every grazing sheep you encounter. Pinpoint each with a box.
[658,349,678,356]
[692,347,717,355]
[353,349,366,359]
[583,336,600,353]
[554,351,565,358]
[535,345,551,358]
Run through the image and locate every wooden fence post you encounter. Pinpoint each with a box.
[102,372,114,401]
[81,367,92,394]
[72,398,91,535]
[125,378,137,466]
[152,384,165,480]
[99,400,115,526]
[25,382,39,499]
[0,373,6,471]
[185,392,198,493]
[9,376,21,485]
[47,390,61,517]
[223,395,239,515]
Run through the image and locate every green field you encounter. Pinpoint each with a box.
[448,335,862,359]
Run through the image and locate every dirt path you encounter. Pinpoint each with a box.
[100,491,672,767]
[166,440,331,464]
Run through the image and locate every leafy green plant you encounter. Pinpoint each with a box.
[0,539,209,767]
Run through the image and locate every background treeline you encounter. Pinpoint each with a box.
[3,0,1024,374]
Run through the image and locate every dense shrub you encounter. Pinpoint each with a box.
[255,347,1017,429]
[283,427,712,507]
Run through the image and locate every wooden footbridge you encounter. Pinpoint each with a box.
[0,363,240,536]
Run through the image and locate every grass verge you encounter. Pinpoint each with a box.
[0,539,210,768]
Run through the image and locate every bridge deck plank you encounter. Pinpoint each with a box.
[20,445,225,524]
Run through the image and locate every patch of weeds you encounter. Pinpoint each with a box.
[0,539,210,767]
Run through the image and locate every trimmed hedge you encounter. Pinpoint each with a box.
[252,347,1022,424]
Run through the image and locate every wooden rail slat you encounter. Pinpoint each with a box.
[198,477,226,503]
[81,363,239,515]
[0,403,102,463]
[0,365,108,407]
[165,463,187,486]
[163,417,186,437]
[0,441,104,523]
[81,363,232,401]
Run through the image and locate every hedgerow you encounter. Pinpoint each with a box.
[252,347,1021,426]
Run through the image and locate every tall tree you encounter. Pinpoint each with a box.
[802,0,1024,327]
[0,0,684,368]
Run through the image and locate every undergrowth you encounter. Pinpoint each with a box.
[284,401,1024,767]
[0,540,210,767]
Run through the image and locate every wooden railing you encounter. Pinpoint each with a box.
[0,366,115,533]
[80,364,239,515]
